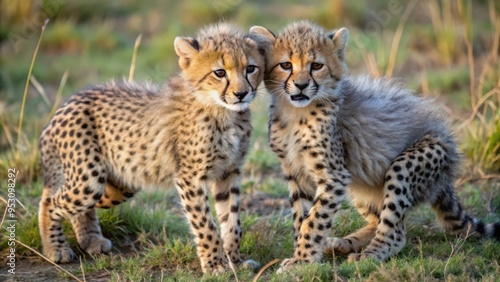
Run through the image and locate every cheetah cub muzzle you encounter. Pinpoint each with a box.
[38,23,265,275]
[250,21,500,271]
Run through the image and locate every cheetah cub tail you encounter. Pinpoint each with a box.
[433,184,500,241]
[468,218,500,240]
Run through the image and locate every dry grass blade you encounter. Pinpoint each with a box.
[420,63,430,97]
[456,174,500,187]
[428,0,459,66]
[30,75,51,106]
[0,196,9,229]
[48,70,69,120]
[331,248,344,282]
[456,88,499,131]
[0,236,84,282]
[444,226,471,278]
[128,34,143,82]
[489,0,500,61]
[79,256,87,282]
[456,0,475,107]
[1,122,15,155]
[14,197,31,217]
[226,253,239,282]
[350,29,380,77]
[366,53,380,78]
[385,0,417,78]
[252,258,280,282]
[16,18,49,157]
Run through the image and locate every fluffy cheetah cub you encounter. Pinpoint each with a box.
[250,21,499,270]
[39,23,265,274]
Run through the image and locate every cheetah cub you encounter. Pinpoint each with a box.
[38,23,265,274]
[250,21,500,270]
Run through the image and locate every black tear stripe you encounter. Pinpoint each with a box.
[221,78,230,103]
[308,59,319,89]
[284,69,293,94]
[310,73,319,89]
[245,74,255,92]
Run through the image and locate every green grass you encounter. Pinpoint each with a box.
[2,185,499,281]
[1,0,500,281]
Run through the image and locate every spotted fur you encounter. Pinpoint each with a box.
[38,23,264,274]
[250,21,500,270]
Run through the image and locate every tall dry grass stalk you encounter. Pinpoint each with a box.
[428,0,462,66]
[17,19,49,158]
[385,0,417,79]
[489,0,500,61]
[353,0,416,78]
[0,0,36,25]
[128,34,143,82]
[457,0,500,174]
[47,70,69,120]
[457,0,475,106]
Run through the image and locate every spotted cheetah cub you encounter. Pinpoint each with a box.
[38,23,265,274]
[250,21,500,270]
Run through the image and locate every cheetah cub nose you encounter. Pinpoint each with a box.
[234,91,249,101]
[294,82,308,90]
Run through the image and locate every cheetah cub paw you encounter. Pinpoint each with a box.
[240,259,260,270]
[276,257,310,273]
[202,256,229,275]
[44,245,75,263]
[78,234,112,255]
[324,237,360,255]
[347,252,378,262]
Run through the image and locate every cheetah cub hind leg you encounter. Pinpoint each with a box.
[348,132,451,262]
[38,193,75,263]
[70,208,112,255]
[70,180,135,255]
[38,118,111,263]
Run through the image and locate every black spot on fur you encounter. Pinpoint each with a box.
[314,235,323,243]
[493,222,500,239]
[383,219,394,228]
[215,191,229,201]
[476,221,485,235]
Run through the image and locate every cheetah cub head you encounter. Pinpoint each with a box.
[249,21,348,108]
[174,23,266,111]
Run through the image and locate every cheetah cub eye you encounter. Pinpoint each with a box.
[250,24,349,108]
[174,28,266,111]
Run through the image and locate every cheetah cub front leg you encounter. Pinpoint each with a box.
[175,170,228,274]
[210,169,260,269]
[277,134,351,272]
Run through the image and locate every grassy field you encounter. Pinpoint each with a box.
[1,0,499,281]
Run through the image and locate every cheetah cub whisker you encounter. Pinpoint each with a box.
[38,22,265,275]
[250,21,500,271]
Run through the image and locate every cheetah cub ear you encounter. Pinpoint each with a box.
[174,37,200,69]
[328,27,349,62]
[249,25,276,52]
